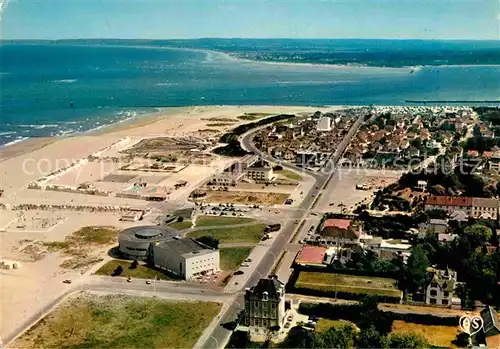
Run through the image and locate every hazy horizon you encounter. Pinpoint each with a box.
[2,0,498,41]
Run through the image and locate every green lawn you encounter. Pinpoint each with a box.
[168,220,193,230]
[295,272,402,298]
[195,216,256,227]
[94,260,178,280]
[220,247,253,270]
[275,169,302,181]
[13,294,221,349]
[315,319,357,333]
[187,224,267,244]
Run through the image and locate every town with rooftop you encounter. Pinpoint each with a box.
[2,105,500,348]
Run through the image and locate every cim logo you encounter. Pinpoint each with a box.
[459,315,484,336]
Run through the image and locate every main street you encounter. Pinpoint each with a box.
[200,113,365,348]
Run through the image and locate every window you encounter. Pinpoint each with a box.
[443,291,449,297]
[430,290,437,296]
[430,298,437,304]
[442,299,449,305]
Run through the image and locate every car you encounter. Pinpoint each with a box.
[127,277,132,282]
[234,270,244,275]
[245,258,252,262]
[146,280,151,285]
[241,263,250,267]
[287,315,293,321]
[284,322,291,328]
[62,279,72,284]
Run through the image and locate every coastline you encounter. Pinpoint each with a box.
[0,105,338,163]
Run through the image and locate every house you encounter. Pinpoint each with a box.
[424,196,472,216]
[415,180,427,191]
[244,277,286,331]
[365,238,412,262]
[317,117,331,131]
[471,197,499,220]
[404,146,420,158]
[489,152,500,172]
[425,267,460,308]
[419,219,448,234]
[246,161,274,183]
[480,306,500,348]
[319,219,362,245]
[438,233,457,243]
[213,171,245,186]
[295,246,327,266]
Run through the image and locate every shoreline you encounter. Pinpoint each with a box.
[0,104,340,162]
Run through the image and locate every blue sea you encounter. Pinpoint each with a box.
[1,40,499,146]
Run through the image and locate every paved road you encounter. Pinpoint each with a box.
[200,113,364,348]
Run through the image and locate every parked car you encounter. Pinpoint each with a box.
[62,279,72,284]
[234,270,244,275]
[146,280,151,285]
[127,276,132,282]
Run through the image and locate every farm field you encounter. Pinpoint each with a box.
[12,294,221,349]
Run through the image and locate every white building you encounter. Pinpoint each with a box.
[246,161,274,183]
[426,267,460,307]
[317,116,331,131]
[151,237,220,280]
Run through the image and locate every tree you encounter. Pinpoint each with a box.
[130,260,138,269]
[280,326,316,348]
[463,224,492,247]
[112,265,123,276]
[319,325,356,348]
[196,236,219,249]
[452,332,470,347]
[357,325,383,349]
[383,332,429,349]
[404,246,429,293]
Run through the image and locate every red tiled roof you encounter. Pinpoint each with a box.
[323,218,352,230]
[425,196,472,207]
[295,246,326,265]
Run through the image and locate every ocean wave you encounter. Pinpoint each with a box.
[0,131,16,136]
[156,82,177,86]
[2,137,29,147]
[15,124,60,129]
[275,80,355,85]
[52,79,78,83]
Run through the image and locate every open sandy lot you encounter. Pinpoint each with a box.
[315,168,402,213]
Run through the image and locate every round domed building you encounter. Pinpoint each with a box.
[118,225,180,260]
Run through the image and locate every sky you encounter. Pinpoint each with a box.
[1,0,499,40]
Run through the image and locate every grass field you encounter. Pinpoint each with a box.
[43,226,118,269]
[295,272,402,298]
[275,170,302,181]
[187,224,267,244]
[391,320,459,348]
[13,294,221,349]
[195,216,256,227]
[202,190,289,205]
[237,113,272,121]
[168,220,193,230]
[315,319,358,333]
[95,260,177,280]
[220,247,253,270]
